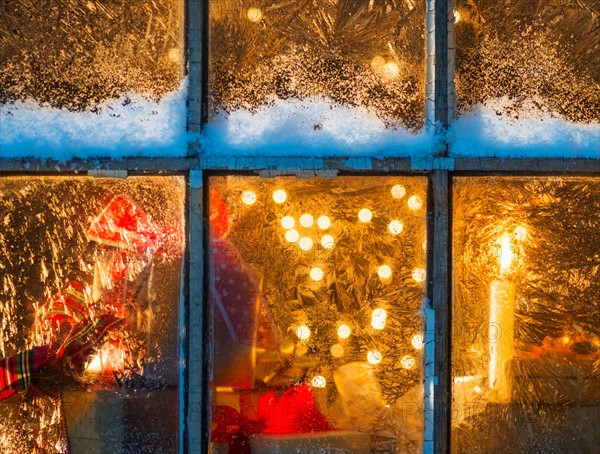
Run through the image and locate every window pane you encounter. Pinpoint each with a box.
[455,1,599,122]
[451,177,600,452]
[0,1,184,110]
[0,176,185,453]
[208,176,427,453]
[208,1,427,144]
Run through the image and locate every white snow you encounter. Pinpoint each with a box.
[450,98,600,159]
[0,81,187,160]
[202,97,435,157]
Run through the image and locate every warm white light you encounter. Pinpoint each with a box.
[331,343,344,358]
[371,55,386,74]
[310,267,324,281]
[285,229,300,243]
[474,385,482,394]
[411,334,424,350]
[86,353,103,372]
[408,195,423,211]
[377,264,392,280]
[401,355,416,370]
[383,61,400,79]
[296,325,311,340]
[371,308,387,330]
[281,216,295,229]
[513,226,527,241]
[412,268,426,283]
[321,235,335,249]
[388,220,403,235]
[299,213,314,228]
[241,191,257,205]
[246,6,263,23]
[317,216,331,230]
[337,324,351,339]
[299,237,314,251]
[453,9,460,23]
[499,232,512,273]
[168,47,182,64]
[391,184,406,199]
[273,189,287,204]
[311,375,327,388]
[367,350,382,365]
[358,208,373,223]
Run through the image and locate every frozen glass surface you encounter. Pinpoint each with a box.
[454,0,600,123]
[0,176,185,453]
[0,1,183,110]
[208,176,427,453]
[209,1,426,131]
[451,177,600,453]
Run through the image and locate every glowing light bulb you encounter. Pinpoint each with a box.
[281,216,295,229]
[246,6,263,23]
[401,355,416,370]
[391,184,406,199]
[317,216,331,230]
[241,191,257,205]
[474,385,482,394]
[296,325,311,340]
[310,267,324,281]
[412,268,426,283]
[411,334,424,350]
[337,324,351,339]
[285,229,300,243]
[299,214,314,228]
[453,9,460,23]
[499,232,512,273]
[371,308,387,330]
[311,375,327,388]
[367,350,382,365]
[168,47,182,64]
[383,61,400,79]
[321,235,335,249]
[514,226,527,241]
[273,189,287,204]
[388,220,403,235]
[331,343,344,358]
[299,237,313,251]
[358,208,373,223]
[408,195,423,211]
[86,353,103,372]
[378,265,392,280]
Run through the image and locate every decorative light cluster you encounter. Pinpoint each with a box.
[367,350,382,365]
[285,229,300,243]
[246,7,263,23]
[411,334,424,350]
[412,267,426,283]
[377,264,392,280]
[311,375,327,388]
[337,324,351,339]
[281,216,295,229]
[241,191,257,205]
[388,219,403,235]
[391,184,406,199]
[408,195,423,211]
[299,237,313,251]
[321,235,335,249]
[330,343,344,358]
[371,56,400,79]
[310,267,324,281]
[358,208,373,223]
[273,189,287,204]
[296,325,311,340]
[371,308,387,330]
[401,355,416,370]
[317,216,331,229]
[299,213,314,228]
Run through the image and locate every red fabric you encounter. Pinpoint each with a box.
[210,190,230,238]
[257,384,331,434]
[0,346,50,401]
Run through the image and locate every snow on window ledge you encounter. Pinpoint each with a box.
[202,97,435,157]
[0,80,187,160]
[449,98,600,159]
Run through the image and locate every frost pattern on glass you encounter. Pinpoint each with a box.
[0,1,183,110]
[210,1,426,130]
[455,0,600,122]
[451,177,600,453]
[0,176,184,453]
[208,176,427,453]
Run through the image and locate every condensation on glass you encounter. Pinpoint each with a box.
[208,176,427,453]
[209,1,426,130]
[454,1,600,123]
[0,176,185,453]
[0,1,184,110]
[451,177,600,453]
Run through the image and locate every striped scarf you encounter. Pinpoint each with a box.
[0,346,50,401]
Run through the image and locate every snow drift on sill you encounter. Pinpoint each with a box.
[0,81,187,160]
[450,98,600,159]
[202,97,435,157]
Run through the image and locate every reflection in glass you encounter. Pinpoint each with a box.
[208,176,427,453]
[0,176,185,453]
[452,177,600,453]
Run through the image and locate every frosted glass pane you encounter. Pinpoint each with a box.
[209,1,426,131]
[208,176,427,453]
[451,177,600,453]
[0,176,185,453]
[455,0,599,123]
[0,1,184,109]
